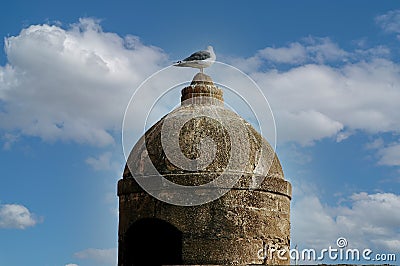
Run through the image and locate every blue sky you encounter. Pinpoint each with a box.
[1,1,400,265]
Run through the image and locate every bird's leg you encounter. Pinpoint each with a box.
[200,68,204,73]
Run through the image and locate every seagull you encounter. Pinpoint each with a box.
[173,46,216,73]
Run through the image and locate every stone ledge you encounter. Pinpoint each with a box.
[117,175,291,199]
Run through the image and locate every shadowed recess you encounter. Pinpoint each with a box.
[122,218,183,265]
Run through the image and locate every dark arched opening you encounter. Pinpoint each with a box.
[121,218,183,266]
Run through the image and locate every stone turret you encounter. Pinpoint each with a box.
[118,73,292,265]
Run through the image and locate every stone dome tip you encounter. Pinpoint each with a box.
[191,72,213,84]
[181,72,223,105]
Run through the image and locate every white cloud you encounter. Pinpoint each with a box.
[2,18,400,149]
[303,37,348,63]
[378,143,400,166]
[65,264,79,266]
[0,18,167,146]
[222,36,400,146]
[354,45,391,59]
[277,110,343,145]
[224,45,400,147]
[0,204,40,229]
[220,35,400,146]
[336,130,353,142]
[376,9,400,34]
[74,248,117,265]
[86,151,121,171]
[258,42,307,64]
[292,191,400,253]
[364,139,400,167]
[248,58,400,145]
[224,55,262,74]
[253,37,347,65]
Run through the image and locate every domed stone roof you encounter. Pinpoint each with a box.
[123,73,286,191]
[118,72,292,265]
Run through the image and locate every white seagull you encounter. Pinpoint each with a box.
[174,46,216,73]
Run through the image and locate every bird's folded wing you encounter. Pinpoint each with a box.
[183,51,211,61]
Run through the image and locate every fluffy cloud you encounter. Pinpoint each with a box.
[0,18,167,146]
[248,58,400,145]
[74,248,117,265]
[218,38,400,146]
[223,37,347,73]
[277,110,343,145]
[258,42,307,64]
[292,191,400,253]
[85,151,121,171]
[376,9,400,34]
[365,138,400,167]
[378,143,400,166]
[2,18,400,150]
[65,264,79,266]
[0,204,40,229]
[258,37,347,65]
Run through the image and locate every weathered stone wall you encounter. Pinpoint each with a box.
[118,174,291,265]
